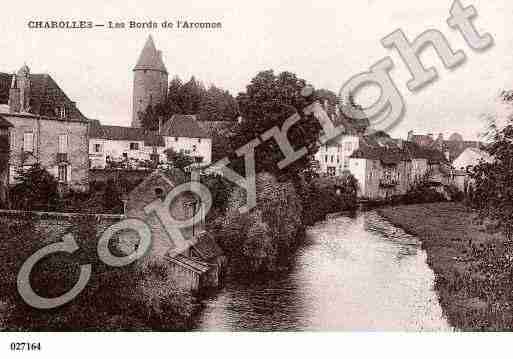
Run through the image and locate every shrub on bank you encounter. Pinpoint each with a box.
[0,215,196,331]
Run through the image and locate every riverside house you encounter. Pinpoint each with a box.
[0,65,89,193]
[124,168,225,292]
[88,115,213,170]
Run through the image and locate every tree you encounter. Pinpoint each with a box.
[231,70,323,179]
[11,163,59,211]
[165,147,194,170]
[468,90,513,238]
[179,76,206,114]
[165,76,185,116]
[198,85,238,121]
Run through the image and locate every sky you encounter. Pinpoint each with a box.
[1,0,512,140]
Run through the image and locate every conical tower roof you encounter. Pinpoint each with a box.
[133,35,168,73]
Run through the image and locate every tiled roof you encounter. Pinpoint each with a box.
[166,254,210,274]
[0,115,13,128]
[351,135,449,165]
[0,71,86,121]
[439,140,482,162]
[198,121,236,137]
[410,134,434,147]
[351,135,408,164]
[89,123,165,146]
[134,35,167,73]
[161,114,210,139]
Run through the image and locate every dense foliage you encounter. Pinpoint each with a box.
[470,124,513,239]
[140,76,239,131]
[164,147,194,171]
[10,164,59,211]
[0,215,196,330]
[229,70,334,180]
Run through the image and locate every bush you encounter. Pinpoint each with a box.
[1,215,196,331]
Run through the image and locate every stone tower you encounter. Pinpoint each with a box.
[132,35,168,128]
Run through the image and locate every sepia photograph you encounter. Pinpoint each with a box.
[0,0,512,356]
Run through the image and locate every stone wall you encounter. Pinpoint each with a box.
[5,114,89,191]
[0,210,123,245]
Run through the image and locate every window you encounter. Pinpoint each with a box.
[58,134,68,153]
[327,166,336,177]
[344,141,352,151]
[94,143,102,153]
[337,156,340,164]
[23,132,34,153]
[130,142,139,151]
[194,156,204,163]
[343,158,350,168]
[58,164,68,183]
[59,106,67,119]
[198,138,201,143]
[330,155,334,163]
[192,145,197,152]
[154,187,164,201]
[175,137,179,141]
[150,153,159,163]
[324,155,328,163]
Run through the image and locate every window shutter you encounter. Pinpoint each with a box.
[67,165,72,184]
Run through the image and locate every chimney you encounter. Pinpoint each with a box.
[8,74,20,113]
[407,130,414,141]
[397,139,404,149]
[158,116,163,134]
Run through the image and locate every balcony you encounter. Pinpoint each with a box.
[57,153,68,163]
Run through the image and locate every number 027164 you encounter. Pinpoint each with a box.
[10,342,41,351]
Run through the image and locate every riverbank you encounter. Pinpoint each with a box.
[377,202,513,331]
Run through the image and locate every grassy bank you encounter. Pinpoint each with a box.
[377,202,513,331]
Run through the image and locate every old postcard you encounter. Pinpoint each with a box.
[0,0,512,357]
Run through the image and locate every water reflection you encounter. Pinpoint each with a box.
[193,212,451,331]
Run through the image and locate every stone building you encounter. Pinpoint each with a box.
[124,168,225,292]
[88,115,212,169]
[88,120,165,169]
[160,114,212,166]
[132,35,168,128]
[0,65,89,192]
[0,117,13,205]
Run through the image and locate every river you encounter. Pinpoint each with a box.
[193,211,452,331]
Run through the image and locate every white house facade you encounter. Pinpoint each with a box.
[88,115,212,170]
